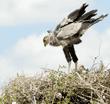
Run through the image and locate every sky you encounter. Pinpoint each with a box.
[0,0,110,88]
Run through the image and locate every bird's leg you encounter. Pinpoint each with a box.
[68,61,71,74]
[75,61,83,80]
[75,61,78,72]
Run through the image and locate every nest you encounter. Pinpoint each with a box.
[0,60,110,104]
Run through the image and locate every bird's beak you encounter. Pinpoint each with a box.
[44,42,47,47]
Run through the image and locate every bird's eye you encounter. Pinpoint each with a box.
[43,39,45,42]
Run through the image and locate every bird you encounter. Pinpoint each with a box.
[43,3,108,75]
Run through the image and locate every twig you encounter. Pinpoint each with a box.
[90,37,102,70]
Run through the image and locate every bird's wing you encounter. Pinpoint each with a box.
[57,22,82,39]
[67,3,88,22]
[78,9,97,21]
[53,3,88,36]
[57,13,108,40]
[71,38,82,45]
[54,3,108,39]
[60,3,88,28]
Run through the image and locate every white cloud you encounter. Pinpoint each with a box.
[76,27,110,68]
[0,0,94,26]
[0,56,17,83]
[0,27,110,85]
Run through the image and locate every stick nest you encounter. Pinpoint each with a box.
[0,60,110,104]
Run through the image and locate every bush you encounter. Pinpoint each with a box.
[0,60,110,104]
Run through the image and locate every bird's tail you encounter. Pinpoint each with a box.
[78,9,97,21]
[79,14,108,36]
[83,13,108,27]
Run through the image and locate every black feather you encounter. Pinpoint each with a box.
[68,3,89,22]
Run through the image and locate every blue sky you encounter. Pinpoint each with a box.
[0,0,110,88]
[0,23,55,54]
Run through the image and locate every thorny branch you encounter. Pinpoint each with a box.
[0,54,110,104]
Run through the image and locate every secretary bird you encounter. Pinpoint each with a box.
[43,3,108,75]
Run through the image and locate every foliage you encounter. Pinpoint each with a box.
[0,61,110,104]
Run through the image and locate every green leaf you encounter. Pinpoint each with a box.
[74,80,78,84]
[59,83,64,87]
[67,93,70,96]
[72,69,75,71]
[57,101,61,104]
[67,83,70,86]
[65,97,70,103]
[49,90,54,95]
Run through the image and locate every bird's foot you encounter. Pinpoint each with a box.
[68,73,71,76]
[65,72,71,76]
[75,71,83,80]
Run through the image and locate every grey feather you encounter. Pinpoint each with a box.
[57,22,82,39]
[68,3,88,22]
[79,9,97,20]
[70,38,82,45]
[44,3,108,47]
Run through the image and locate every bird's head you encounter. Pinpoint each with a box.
[43,35,49,47]
[43,30,52,47]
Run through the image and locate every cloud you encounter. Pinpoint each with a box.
[75,27,110,68]
[0,32,66,84]
[0,0,94,26]
[0,27,110,85]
